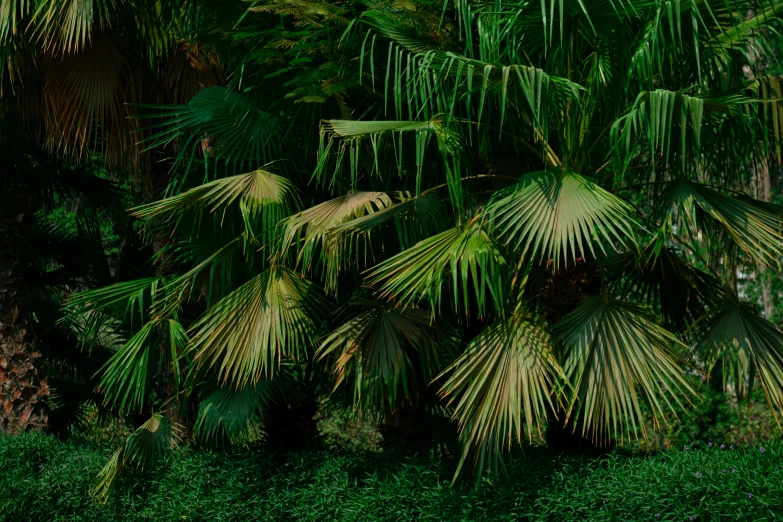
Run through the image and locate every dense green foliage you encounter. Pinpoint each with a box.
[2,432,782,521]
[5,0,783,497]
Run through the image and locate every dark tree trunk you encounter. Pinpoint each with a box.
[0,218,49,433]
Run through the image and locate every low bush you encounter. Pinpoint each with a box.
[1,432,782,521]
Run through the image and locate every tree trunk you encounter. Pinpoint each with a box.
[0,218,49,433]
[756,159,775,321]
[743,15,776,323]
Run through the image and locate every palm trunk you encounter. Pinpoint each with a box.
[543,256,608,453]
[0,218,49,433]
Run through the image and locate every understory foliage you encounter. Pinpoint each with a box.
[6,0,783,494]
[2,432,782,521]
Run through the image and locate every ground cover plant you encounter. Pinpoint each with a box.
[2,432,782,521]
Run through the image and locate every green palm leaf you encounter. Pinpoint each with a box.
[194,381,276,445]
[364,217,507,317]
[318,298,439,409]
[189,267,325,387]
[132,168,295,222]
[487,168,638,268]
[615,233,718,331]
[62,277,165,344]
[658,179,783,266]
[555,296,696,441]
[96,322,156,413]
[29,0,112,53]
[95,413,179,498]
[698,293,783,415]
[332,191,445,250]
[139,87,283,178]
[318,119,463,207]
[280,191,394,292]
[133,168,296,256]
[438,311,559,479]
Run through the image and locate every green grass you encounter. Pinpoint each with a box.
[1,432,782,521]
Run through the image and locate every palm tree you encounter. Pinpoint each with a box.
[65,0,783,486]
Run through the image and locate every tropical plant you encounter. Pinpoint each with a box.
[61,0,783,488]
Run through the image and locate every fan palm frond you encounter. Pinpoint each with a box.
[139,87,283,181]
[555,296,697,441]
[614,233,719,332]
[698,293,783,415]
[133,168,295,222]
[365,217,507,317]
[41,30,139,168]
[29,0,113,54]
[194,381,276,444]
[488,168,638,268]
[318,298,439,409]
[438,310,559,479]
[279,191,394,292]
[189,266,325,387]
[658,179,783,266]
[95,413,180,498]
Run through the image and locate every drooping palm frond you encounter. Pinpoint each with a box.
[133,168,296,222]
[487,168,638,268]
[317,119,464,207]
[41,30,140,168]
[331,191,445,250]
[438,310,559,479]
[133,168,296,254]
[95,413,180,498]
[189,266,325,387]
[29,0,114,54]
[408,52,581,131]
[614,233,719,332]
[657,179,783,267]
[365,217,507,317]
[318,298,440,409]
[555,296,697,441]
[697,293,783,415]
[279,191,394,292]
[96,321,156,413]
[0,0,31,45]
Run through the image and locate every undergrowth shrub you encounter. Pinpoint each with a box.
[1,432,782,521]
